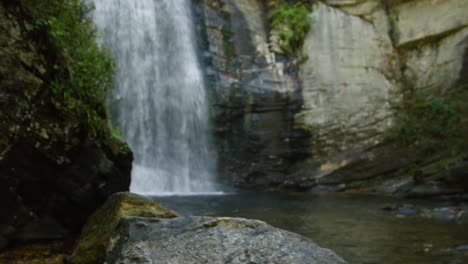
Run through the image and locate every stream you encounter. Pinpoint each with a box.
[154,192,468,264]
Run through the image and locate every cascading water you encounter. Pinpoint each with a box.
[92,0,218,195]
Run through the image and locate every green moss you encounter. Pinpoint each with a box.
[268,1,312,57]
[26,0,114,140]
[71,192,178,264]
[222,26,235,58]
[302,124,317,135]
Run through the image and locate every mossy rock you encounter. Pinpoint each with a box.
[70,192,178,264]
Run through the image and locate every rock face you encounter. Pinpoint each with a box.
[288,0,468,193]
[295,2,400,154]
[197,0,468,193]
[393,0,468,95]
[297,0,468,146]
[71,192,178,264]
[0,1,132,249]
[196,0,304,188]
[106,216,347,264]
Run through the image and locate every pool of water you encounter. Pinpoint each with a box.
[153,192,468,264]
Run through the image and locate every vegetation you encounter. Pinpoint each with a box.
[26,0,114,139]
[267,0,312,57]
[388,87,467,156]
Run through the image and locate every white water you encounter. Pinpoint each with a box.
[93,0,218,195]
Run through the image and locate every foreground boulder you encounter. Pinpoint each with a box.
[71,192,178,264]
[106,216,347,264]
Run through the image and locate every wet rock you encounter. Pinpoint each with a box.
[417,206,468,223]
[457,211,468,225]
[432,207,458,221]
[456,245,468,252]
[71,192,178,264]
[106,216,347,264]
[195,0,303,188]
[398,207,418,215]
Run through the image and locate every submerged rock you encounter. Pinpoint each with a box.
[71,192,178,264]
[106,216,347,264]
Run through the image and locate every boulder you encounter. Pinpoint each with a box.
[105,216,347,264]
[70,192,178,264]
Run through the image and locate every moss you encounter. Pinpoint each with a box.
[221,26,235,58]
[71,192,178,264]
[302,124,317,135]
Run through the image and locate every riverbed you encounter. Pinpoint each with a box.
[154,192,468,264]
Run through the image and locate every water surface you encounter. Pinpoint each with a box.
[154,192,468,264]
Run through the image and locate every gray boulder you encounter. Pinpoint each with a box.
[105,216,347,264]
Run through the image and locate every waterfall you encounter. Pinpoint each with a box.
[92,0,218,195]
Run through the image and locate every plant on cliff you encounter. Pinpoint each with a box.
[26,0,114,139]
[388,88,467,155]
[268,1,312,57]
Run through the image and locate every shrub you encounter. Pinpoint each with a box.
[388,89,465,154]
[268,1,312,56]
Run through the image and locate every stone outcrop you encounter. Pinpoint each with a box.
[0,2,132,249]
[105,216,347,264]
[71,192,178,264]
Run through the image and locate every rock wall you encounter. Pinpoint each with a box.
[393,0,468,95]
[0,2,132,249]
[198,0,468,193]
[295,2,400,154]
[290,0,468,193]
[196,0,305,187]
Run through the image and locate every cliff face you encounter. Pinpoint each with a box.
[298,0,467,152]
[0,2,132,249]
[195,0,311,187]
[198,0,468,194]
[293,0,468,195]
